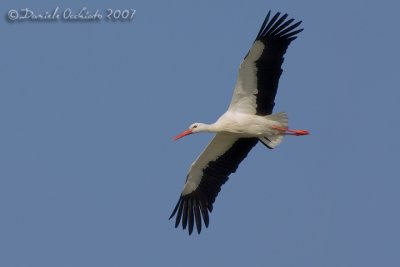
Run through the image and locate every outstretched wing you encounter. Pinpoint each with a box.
[169,134,258,235]
[228,11,303,115]
[170,11,303,235]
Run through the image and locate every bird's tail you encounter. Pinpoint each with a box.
[259,112,288,149]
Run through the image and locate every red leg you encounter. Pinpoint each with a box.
[272,125,309,136]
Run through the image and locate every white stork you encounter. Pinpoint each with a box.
[169,11,308,235]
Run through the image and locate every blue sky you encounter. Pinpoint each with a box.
[1,0,400,266]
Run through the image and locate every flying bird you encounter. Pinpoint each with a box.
[170,11,308,235]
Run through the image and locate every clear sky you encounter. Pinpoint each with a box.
[1,0,400,266]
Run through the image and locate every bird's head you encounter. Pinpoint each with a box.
[174,123,208,141]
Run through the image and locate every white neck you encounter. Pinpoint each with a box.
[193,122,221,133]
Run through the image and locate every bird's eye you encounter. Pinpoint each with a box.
[193,125,198,129]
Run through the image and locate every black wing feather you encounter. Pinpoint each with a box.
[255,11,271,37]
[198,192,209,227]
[265,14,288,35]
[194,198,202,234]
[260,12,281,38]
[252,11,303,115]
[276,21,302,37]
[169,138,258,235]
[181,200,188,230]
[270,18,294,36]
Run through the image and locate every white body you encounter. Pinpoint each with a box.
[182,111,288,195]
[213,111,288,137]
